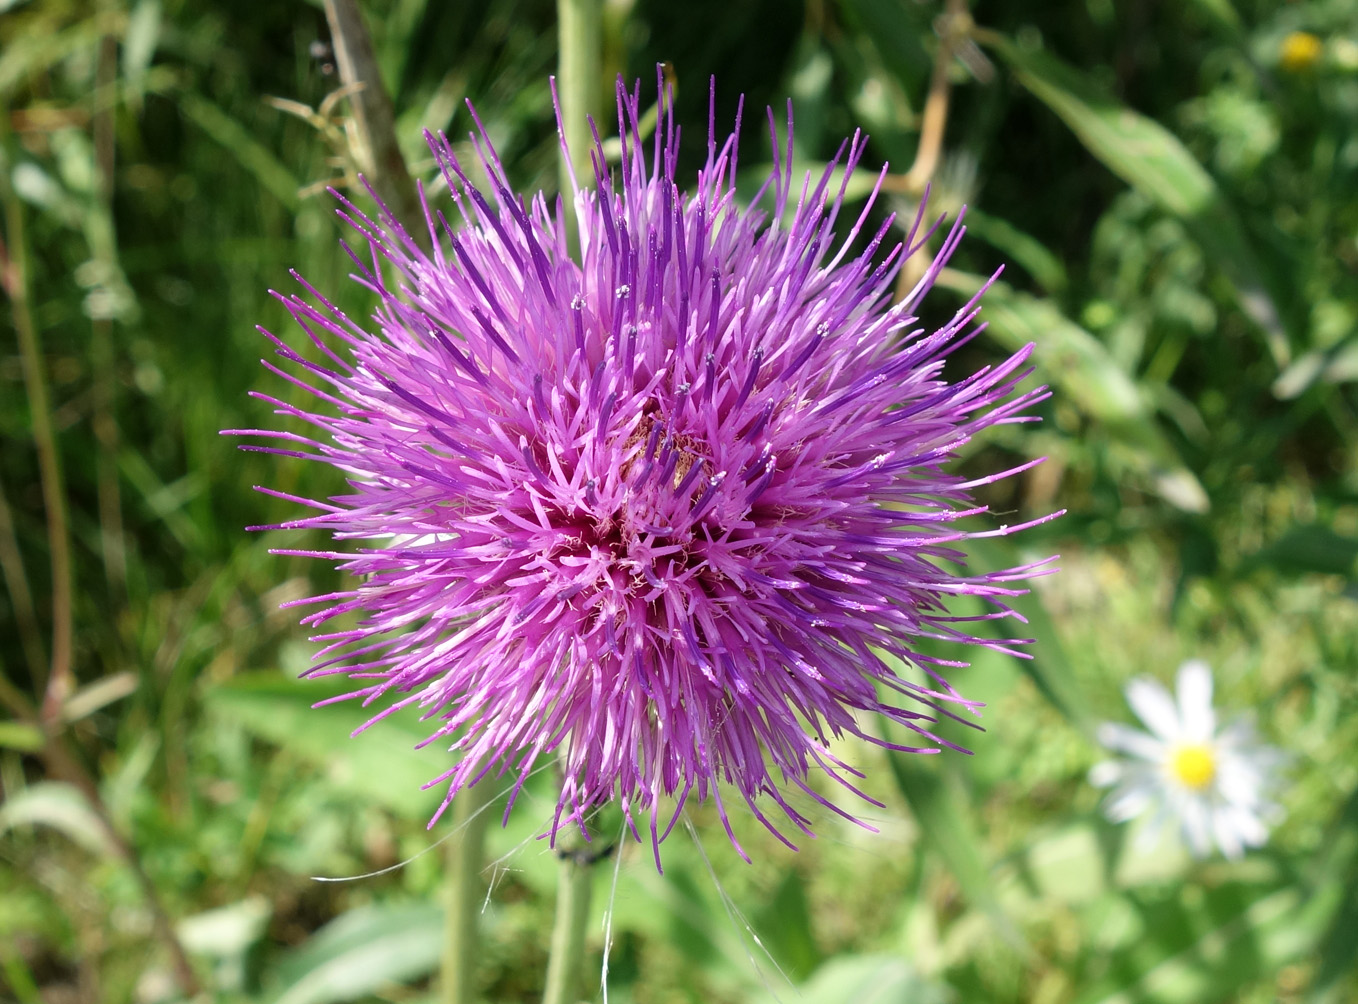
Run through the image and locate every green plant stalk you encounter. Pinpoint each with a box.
[442,781,494,1004]
[2,164,73,723]
[91,22,127,597]
[556,0,601,238]
[541,842,596,1004]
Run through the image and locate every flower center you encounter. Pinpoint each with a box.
[1168,743,1217,791]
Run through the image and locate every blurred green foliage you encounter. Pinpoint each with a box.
[2,0,1357,1002]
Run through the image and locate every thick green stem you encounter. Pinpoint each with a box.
[556,0,601,226]
[541,842,597,1004]
[442,782,494,1004]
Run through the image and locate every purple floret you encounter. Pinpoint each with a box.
[229,73,1059,866]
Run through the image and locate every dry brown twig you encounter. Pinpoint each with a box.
[886,0,987,301]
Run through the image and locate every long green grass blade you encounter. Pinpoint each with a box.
[981,31,1289,367]
[941,269,1209,513]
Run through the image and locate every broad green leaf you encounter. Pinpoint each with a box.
[1308,781,1358,1002]
[749,953,949,1004]
[885,751,1020,944]
[269,902,443,1004]
[1186,0,1242,33]
[752,871,820,980]
[0,781,114,856]
[1015,825,1106,905]
[206,672,441,816]
[965,535,1091,732]
[178,895,271,958]
[1077,883,1340,1004]
[1242,524,1358,579]
[178,92,302,211]
[940,269,1209,513]
[981,31,1288,367]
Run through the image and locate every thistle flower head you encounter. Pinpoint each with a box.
[231,73,1056,864]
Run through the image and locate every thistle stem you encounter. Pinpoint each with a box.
[323,0,424,242]
[540,842,597,1004]
[442,782,494,1004]
[556,0,602,220]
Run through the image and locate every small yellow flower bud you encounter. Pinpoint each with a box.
[1280,31,1324,73]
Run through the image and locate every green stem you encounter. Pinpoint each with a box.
[540,840,597,1004]
[1,149,73,725]
[556,0,602,221]
[442,781,494,1004]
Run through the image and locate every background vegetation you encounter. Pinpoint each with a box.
[2,0,1356,1002]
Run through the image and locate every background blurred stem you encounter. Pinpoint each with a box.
[442,781,493,1004]
[556,0,601,249]
[323,0,424,241]
[540,837,599,1004]
[1,166,74,722]
[92,18,127,598]
[0,472,46,685]
[890,0,969,301]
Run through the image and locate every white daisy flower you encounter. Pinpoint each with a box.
[1090,659,1284,860]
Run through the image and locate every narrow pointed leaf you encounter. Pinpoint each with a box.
[982,32,1288,366]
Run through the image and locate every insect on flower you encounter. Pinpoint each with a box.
[227,71,1060,867]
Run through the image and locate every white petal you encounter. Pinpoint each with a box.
[1216,761,1266,807]
[1226,805,1269,848]
[1211,808,1244,860]
[1105,783,1156,823]
[1175,660,1216,742]
[1126,677,1182,740]
[1098,722,1165,761]
[1090,761,1124,787]
[1179,796,1213,858]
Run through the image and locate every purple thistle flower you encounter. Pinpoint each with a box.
[229,74,1058,866]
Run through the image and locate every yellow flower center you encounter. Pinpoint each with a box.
[1280,31,1323,73]
[1168,743,1217,791]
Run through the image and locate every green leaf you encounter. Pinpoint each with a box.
[964,208,1067,293]
[1241,524,1358,579]
[1273,339,1358,399]
[0,14,111,99]
[177,92,302,211]
[885,752,1020,944]
[1077,883,1340,1004]
[121,0,161,91]
[0,721,44,753]
[752,871,820,980]
[269,902,443,1004]
[964,535,1091,732]
[0,781,114,856]
[1308,778,1358,1002]
[177,895,271,959]
[206,672,442,816]
[940,269,1209,513]
[750,954,950,1004]
[981,32,1289,367]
